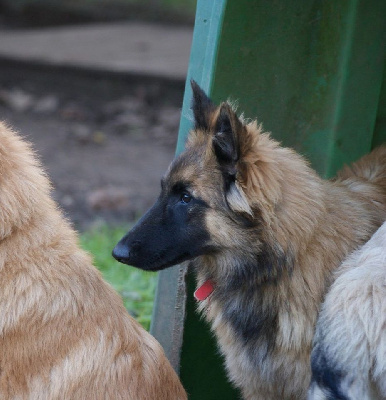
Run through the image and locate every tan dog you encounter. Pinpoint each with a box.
[0,122,187,400]
[113,81,386,399]
[308,221,386,400]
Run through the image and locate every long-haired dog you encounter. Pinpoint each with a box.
[0,122,187,400]
[308,220,386,400]
[113,81,386,399]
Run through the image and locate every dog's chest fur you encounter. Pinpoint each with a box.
[194,262,315,400]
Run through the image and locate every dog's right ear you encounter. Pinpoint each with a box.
[191,80,216,130]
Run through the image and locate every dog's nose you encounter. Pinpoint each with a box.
[112,242,130,264]
[112,239,142,265]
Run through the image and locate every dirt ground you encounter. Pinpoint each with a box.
[0,70,183,231]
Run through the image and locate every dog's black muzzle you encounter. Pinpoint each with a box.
[112,194,212,271]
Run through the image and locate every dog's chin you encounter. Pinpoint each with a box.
[131,253,193,272]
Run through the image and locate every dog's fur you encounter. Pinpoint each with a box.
[0,122,187,400]
[113,81,386,399]
[308,221,386,400]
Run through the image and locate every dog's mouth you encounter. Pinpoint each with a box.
[112,244,191,272]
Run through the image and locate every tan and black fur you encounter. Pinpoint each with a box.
[0,122,187,400]
[114,81,386,399]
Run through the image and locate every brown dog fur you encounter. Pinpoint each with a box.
[113,82,386,399]
[0,122,187,400]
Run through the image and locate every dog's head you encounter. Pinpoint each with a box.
[113,81,297,272]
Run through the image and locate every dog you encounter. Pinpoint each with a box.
[308,221,386,400]
[0,122,187,400]
[113,81,386,399]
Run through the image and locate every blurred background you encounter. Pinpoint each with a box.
[0,0,196,329]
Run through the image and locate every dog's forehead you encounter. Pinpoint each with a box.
[164,151,201,185]
[162,145,214,190]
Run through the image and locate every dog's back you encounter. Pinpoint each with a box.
[337,145,386,214]
[308,220,386,400]
[0,123,187,399]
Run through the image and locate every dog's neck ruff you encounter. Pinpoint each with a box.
[194,280,215,301]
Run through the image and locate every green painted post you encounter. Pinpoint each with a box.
[176,0,228,152]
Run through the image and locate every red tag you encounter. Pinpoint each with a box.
[194,280,215,301]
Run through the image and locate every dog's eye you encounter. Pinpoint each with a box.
[180,193,192,204]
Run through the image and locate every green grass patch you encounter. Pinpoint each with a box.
[79,225,157,331]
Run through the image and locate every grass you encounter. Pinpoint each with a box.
[79,224,157,331]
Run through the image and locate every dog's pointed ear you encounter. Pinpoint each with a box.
[213,103,243,167]
[191,80,216,130]
[213,104,253,217]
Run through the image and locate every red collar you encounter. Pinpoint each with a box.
[194,280,215,301]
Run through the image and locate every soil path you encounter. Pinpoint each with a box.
[0,77,181,230]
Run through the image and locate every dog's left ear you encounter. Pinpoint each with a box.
[213,104,252,216]
[213,103,243,171]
